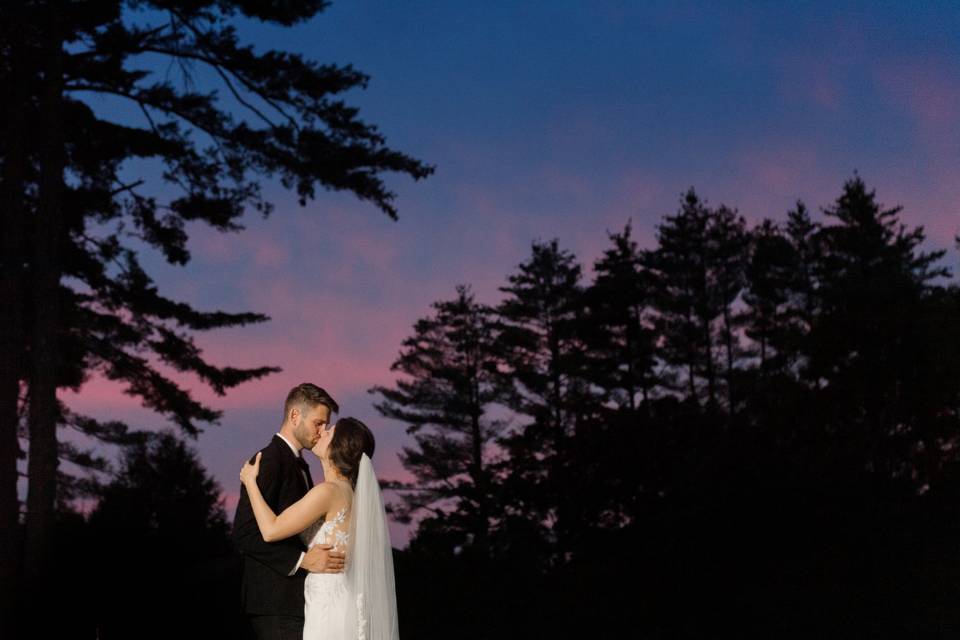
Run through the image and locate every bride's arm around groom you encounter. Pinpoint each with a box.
[234,444,306,573]
[240,451,343,542]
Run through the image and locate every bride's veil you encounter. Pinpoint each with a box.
[343,452,399,640]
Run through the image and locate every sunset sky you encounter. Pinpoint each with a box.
[54,1,960,547]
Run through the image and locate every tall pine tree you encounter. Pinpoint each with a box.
[707,204,750,420]
[643,188,721,410]
[807,174,951,485]
[582,220,660,416]
[580,221,666,528]
[370,285,506,561]
[496,239,593,565]
[0,0,436,610]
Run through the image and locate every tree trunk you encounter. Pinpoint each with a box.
[469,373,489,555]
[24,0,64,584]
[722,304,736,421]
[0,1,28,631]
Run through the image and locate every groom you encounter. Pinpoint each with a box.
[233,382,347,640]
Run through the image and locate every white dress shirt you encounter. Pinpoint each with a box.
[275,432,309,575]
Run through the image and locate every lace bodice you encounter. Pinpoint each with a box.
[300,505,350,552]
[301,504,352,624]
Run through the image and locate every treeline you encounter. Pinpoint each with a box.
[373,175,960,638]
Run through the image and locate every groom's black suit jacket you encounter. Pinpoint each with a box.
[233,434,315,617]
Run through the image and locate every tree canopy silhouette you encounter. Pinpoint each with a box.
[0,1,435,626]
[384,175,960,638]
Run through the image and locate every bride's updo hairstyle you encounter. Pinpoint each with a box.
[328,417,376,490]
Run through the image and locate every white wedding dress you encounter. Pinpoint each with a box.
[298,454,399,640]
[301,506,351,640]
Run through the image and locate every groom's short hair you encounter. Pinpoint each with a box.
[284,382,339,422]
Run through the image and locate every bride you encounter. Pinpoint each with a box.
[240,417,399,640]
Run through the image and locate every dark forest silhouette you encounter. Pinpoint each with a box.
[4,2,960,639]
[10,175,960,639]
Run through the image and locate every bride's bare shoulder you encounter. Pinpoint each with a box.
[306,481,348,517]
[307,481,338,497]
[308,481,349,503]
[310,482,339,505]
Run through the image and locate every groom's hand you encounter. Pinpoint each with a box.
[303,544,346,573]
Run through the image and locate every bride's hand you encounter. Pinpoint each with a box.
[240,451,262,486]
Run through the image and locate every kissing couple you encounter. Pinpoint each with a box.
[233,382,398,640]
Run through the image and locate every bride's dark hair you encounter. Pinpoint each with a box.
[328,417,376,489]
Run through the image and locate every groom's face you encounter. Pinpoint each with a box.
[294,402,332,449]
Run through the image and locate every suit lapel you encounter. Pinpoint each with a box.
[301,458,314,489]
[272,434,310,493]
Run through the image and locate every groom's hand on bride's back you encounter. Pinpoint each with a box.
[303,543,346,573]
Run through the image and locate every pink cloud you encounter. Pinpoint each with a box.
[874,58,960,136]
[192,225,290,270]
[445,164,672,286]
[732,142,826,201]
[776,56,843,111]
[769,9,875,113]
[871,56,960,251]
[64,188,551,428]
[59,375,160,416]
